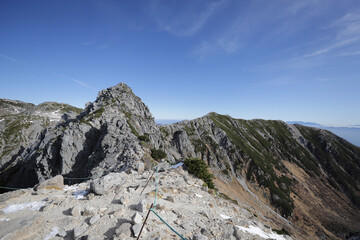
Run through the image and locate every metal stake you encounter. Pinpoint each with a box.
[136,203,154,240]
[140,169,156,195]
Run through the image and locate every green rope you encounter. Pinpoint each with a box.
[153,166,159,207]
[148,165,187,240]
[63,177,91,180]
[150,208,187,240]
[0,186,24,190]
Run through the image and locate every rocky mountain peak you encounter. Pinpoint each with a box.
[84,82,153,122]
[96,82,134,103]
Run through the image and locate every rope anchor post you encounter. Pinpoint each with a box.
[140,169,156,195]
[136,203,153,240]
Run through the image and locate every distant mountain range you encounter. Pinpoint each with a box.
[155,119,183,125]
[287,121,360,147]
[157,120,360,147]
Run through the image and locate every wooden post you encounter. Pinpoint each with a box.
[140,170,155,195]
[136,203,154,240]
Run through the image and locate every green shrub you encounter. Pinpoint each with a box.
[92,107,104,119]
[184,158,214,189]
[151,148,167,160]
[138,134,150,142]
[272,228,290,236]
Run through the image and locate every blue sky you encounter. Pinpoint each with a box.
[1,0,360,126]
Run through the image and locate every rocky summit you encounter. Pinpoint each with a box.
[0,82,360,240]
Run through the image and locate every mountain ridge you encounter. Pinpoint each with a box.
[1,83,360,239]
[0,99,83,173]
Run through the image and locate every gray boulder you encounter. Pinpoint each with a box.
[90,172,127,195]
[115,222,132,238]
[89,214,100,225]
[83,206,97,216]
[133,212,143,224]
[73,224,88,238]
[137,161,145,174]
[193,233,209,240]
[132,223,143,238]
[71,206,81,217]
[134,200,146,213]
[35,175,64,191]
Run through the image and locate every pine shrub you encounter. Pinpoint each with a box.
[184,158,214,189]
[151,148,167,160]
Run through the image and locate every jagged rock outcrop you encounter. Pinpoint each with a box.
[0,83,163,190]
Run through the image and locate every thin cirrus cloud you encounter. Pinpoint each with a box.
[0,52,93,90]
[52,72,94,90]
[149,0,227,37]
[0,52,26,64]
[302,12,360,57]
[331,12,360,40]
[340,51,360,56]
[72,79,93,89]
[190,1,322,60]
[254,9,360,73]
[303,37,360,57]
[80,40,110,50]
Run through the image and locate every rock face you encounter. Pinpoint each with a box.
[159,113,360,239]
[0,99,82,173]
[0,83,163,190]
[90,172,127,195]
[1,82,360,239]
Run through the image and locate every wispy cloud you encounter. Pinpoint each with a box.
[72,79,93,89]
[340,51,360,56]
[81,40,110,50]
[191,0,326,60]
[262,77,295,87]
[149,0,227,37]
[191,14,246,60]
[314,78,330,82]
[53,72,93,89]
[301,11,360,57]
[252,6,360,72]
[192,41,216,61]
[0,52,93,90]
[303,37,360,57]
[0,52,26,64]
[80,41,96,46]
[332,12,360,39]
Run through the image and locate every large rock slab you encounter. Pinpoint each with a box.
[132,223,143,238]
[115,222,132,238]
[90,172,127,195]
[0,214,44,239]
[34,175,64,191]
